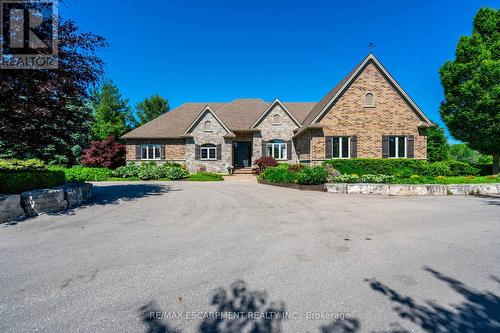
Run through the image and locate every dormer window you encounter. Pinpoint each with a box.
[204,120,212,132]
[365,92,374,107]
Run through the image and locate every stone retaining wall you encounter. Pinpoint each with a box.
[326,183,500,196]
[0,183,93,223]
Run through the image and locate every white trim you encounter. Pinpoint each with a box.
[184,105,234,135]
[200,144,217,160]
[388,136,407,158]
[331,136,351,159]
[266,141,288,160]
[141,144,161,160]
[251,98,301,128]
[311,54,432,125]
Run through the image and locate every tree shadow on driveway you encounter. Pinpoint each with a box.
[91,183,177,206]
[138,269,500,333]
[366,267,500,332]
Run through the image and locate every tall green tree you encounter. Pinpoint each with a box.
[90,80,133,141]
[426,125,449,162]
[133,94,170,127]
[449,143,493,164]
[0,12,106,165]
[439,7,500,174]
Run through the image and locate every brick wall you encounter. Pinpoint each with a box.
[125,139,186,162]
[310,62,427,161]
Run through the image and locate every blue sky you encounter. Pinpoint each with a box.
[62,0,498,140]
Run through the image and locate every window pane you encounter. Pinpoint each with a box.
[154,146,160,159]
[389,137,396,158]
[201,149,208,159]
[398,137,405,158]
[267,144,273,157]
[209,148,216,159]
[333,137,340,158]
[142,146,148,159]
[274,144,279,159]
[341,137,349,158]
[281,144,287,160]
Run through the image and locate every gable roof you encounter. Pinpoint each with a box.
[184,105,234,136]
[122,54,431,140]
[296,53,432,136]
[251,98,301,128]
[121,99,314,139]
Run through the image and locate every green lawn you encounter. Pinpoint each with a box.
[391,175,499,185]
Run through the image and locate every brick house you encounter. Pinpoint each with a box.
[121,54,433,173]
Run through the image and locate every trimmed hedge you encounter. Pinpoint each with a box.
[0,158,46,170]
[49,166,112,182]
[323,159,479,177]
[0,170,65,194]
[259,165,328,185]
[112,163,188,180]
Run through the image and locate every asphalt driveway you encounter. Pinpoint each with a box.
[1,181,499,332]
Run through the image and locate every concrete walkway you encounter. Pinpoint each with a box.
[1,181,499,333]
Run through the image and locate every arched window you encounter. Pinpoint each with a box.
[201,144,216,160]
[365,93,374,107]
[273,114,281,125]
[204,120,212,132]
[266,139,287,160]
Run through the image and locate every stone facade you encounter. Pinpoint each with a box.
[252,103,300,164]
[306,63,427,162]
[186,111,232,173]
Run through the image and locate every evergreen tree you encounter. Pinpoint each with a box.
[426,125,449,162]
[90,80,133,141]
[133,94,170,127]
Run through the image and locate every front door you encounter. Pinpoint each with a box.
[233,142,251,167]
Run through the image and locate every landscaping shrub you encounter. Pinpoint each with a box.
[323,159,477,177]
[51,166,112,182]
[255,157,278,173]
[137,163,165,180]
[0,158,46,170]
[0,170,65,194]
[112,164,141,178]
[81,136,125,169]
[446,161,479,176]
[331,174,360,183]
[287,163,305,173]
[360,174,396,183]
[259,164,297,183]
[186,172,224,181]
[112,163,188,180]
[164,166,189,180]
[296,166,328,185]
[422,161,452,177]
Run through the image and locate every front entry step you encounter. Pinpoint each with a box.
[233,168,253,175]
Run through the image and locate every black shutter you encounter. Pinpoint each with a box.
[350,136,357,158]
[382,136,389,158]
[135,145,141,160]
[325,137,333,159]
[160,145,166,159]
[261,140,267,157]
[216,144,222,160]
[195,144,200,160]
[407,135,415,158]
[287,140,292,160]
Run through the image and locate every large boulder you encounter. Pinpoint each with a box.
[0,194,25,223]
[20,189,67,217]
[326,183,347,194]
[389,184,447,196]
[347,183,389,195]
